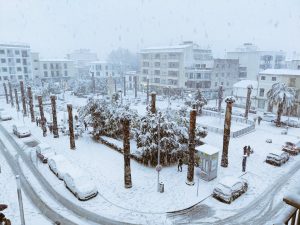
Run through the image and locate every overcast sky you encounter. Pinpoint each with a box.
[0,0,299,59]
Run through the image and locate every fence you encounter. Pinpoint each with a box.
[200,109,255,138]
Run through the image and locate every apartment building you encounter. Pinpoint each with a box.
[139,41,213,92]
[0,43,32,84]
[124,71,139,90]
[39,59,76,82]
[286,60,300,70]
[89,61,120,78]
[227,43,286,80]
[257,69,300,116]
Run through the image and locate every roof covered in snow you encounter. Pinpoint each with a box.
[259,69,300,76]
[196,144,219,155]
[233,80,258,89]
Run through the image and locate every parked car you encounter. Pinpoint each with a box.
[35,143,55,163]
[63,171,98,201]
[0,112,12,121]
[12,125,31,138]
[266,152,289,166]
[282,142,300,155]
[262,112,276,122]
[48,155,74,180]
[213,176,248,204]
[282,119,300,128]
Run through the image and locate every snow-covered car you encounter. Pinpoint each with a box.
[212,176,248,204]
[266,152,289,166]
[35,143,56,163]
[282,142,299,155]
[12,125,31,138]
[0,112,12,121]
[48,155,74,180]
[262,112,276,122]
[282,119,300,128]
[63,171,98,201]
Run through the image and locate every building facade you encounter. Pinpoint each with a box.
[124,71,139,90]
[257,69,300,116]
[39,59,76,82]
[227,43,286,81]
[89,61,120,78]
[0,43,32,85]
[232,80,258,107]
[139,42,213,92]
[286,60,300,70]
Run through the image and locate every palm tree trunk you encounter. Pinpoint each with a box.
[67,104,76,149]
[276,102,284,127]
[3,83,8,104]
[20,81,27,116]
[27,86,35,122]
[218,85,223,112]
[8,82,14,107]
[267,101,273,112]
[14,88,20,111]
[221,98,235,167]
[186,109,196,185]
[122,117,132,188]
[134,75,137,98]
[51,95,59,138]
[150,92,156,114]
[244,86,252,119]
[38,96,47,136]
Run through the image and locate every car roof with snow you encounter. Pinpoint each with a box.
[218,176,242,188]
[38,143,51,149]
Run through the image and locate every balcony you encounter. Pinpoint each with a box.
[273,194,300,225]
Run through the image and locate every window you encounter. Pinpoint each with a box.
[22,59,27,65]
[168,70,178,77]
[15,50,20,55]
[24,67,28,73]
[155,62,160,67]
[259,88,265,97]
[0,49,5,54]
[168,62,178,68]
[289,78,296,87]
[64,63,67,69]
[143,61,149,67]
[44,71,48,77]
[272,77,276,81]
[201,64,206,69]
[21,50,28,57]
[18,75,23,79]
[16,58,21,63]
[56,64,59,69]
[51,71,54,77]
[221,82,224,85]
[1,58,6,63]
[154,53,160,59]
[2,67,7,72]
[154,78,160,83]
[64,71,68,76]
[142,69,148,74]
[189,73,194,79]
[56,71,59,76]
[50,63,54,69]
[261,76,266,80]
[3,76,8,80]
[43,64,47,69]
[197,73,201,79]
[154,70,160,75]
[17,67,22,71]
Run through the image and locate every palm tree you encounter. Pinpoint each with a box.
[267,82,295,127]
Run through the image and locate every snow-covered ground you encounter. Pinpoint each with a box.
[1,92,300,224]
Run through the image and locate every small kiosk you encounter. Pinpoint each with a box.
[196,144,219,181]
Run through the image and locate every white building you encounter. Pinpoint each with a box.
[227,43,286,80]
[67,49,98,78]
[124,71,139,90]
[0,43,32,85]
[233,80,258,107]
[139,42,213,91]
[89,61,120,78]
[286,59,300,70]
[39,59,76,82]
[257,69,300,115]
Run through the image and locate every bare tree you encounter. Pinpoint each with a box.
[122,117,132,188]
[186,109,196,185]
[67,104,76,149]
[221,97,235,167]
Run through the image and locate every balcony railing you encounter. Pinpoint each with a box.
[273,194,300,225]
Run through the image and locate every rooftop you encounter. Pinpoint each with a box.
[233,80,258,89]
[196,144,219,155]
[259,69,300,76]
[40,59,73,62]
